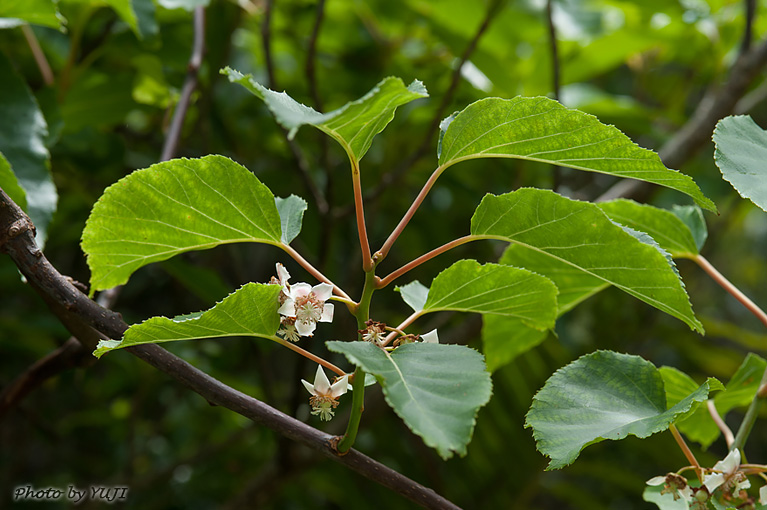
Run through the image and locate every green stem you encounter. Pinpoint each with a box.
[731,367,767,452]
[337,269,377,453]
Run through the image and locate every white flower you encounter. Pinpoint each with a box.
[703,449,749,494]
[646,473,693,502]
[278,282,334,337]
[301,365,349,421]
[359,320,386,345]
[421,329,439,344]
[278,318,300,342]
[760,485,767,505]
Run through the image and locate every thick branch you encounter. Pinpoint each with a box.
[0,188,460,510]
[596,36,767,202]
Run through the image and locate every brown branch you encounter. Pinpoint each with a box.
[741,0,756,54]
[546,0,562,191]
[353,0,506,211]
[596,36,767,203]
[1,8,206,420]
[0,188,461,510]
[21,25,54,86]
[161,6,206,162]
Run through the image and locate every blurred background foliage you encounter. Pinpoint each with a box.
[1,0,767,508]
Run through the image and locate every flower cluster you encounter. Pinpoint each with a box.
[646,449,767,509]
[272,263,334,341]
[301,365,349,421]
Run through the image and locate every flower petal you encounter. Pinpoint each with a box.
[312,365,331,395]
[290,282,312,299]
[301,379,316,396]
[646,476,666,486]
[330,374,349,398]
[320,303,334,323]
[296,320,316,337]
[759,484,767,505]
[718,448,741,474]
[312,282,333,301]
[421,329,439,344]
[703,473,725,493]
[277,263,290,284]
[278,299,296,317]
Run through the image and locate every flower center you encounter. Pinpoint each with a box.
[294,293,323,323]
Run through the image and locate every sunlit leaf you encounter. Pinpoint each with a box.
[327,341,492,459]
[438,96,715,212]
[0,0,64,29]
[471,188,702,332]
[0,152,27,211]
[275,195,307,245]
[713,115,767,212]
[0,52,56,246]
[82,155,282,292]
[222,67,428,162]
[423,259,557,329]
[93,283,281,357]
[598,199,699,259]
[526,350,718,469]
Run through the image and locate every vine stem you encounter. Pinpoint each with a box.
[378,166,444,260]
[731,367,767,451]
[694,255,767,328]
[273,337,345,377]
[693,254,767,452]
[669,424,703,484]
[21,25,54,86]
[381,311,421,347]
[337,270,377,453]
[377,235,484,288]
[707,400,735,448]
[280,243,352,301]
[351,158,373,271]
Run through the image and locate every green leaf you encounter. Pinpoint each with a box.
[672,205,707,253]
[93,283,281,357]
[438,97,715,212]
[275,195,307,245]
[713,115,767,212]
[481,243,608,371]
[481,316,548,372]
[598,199,700,259]
[0,152,27,210]
[471,188,702,333]
[0,52,56,246]
[423,259,557,330]
[395,280,429,313]
[671,353,765,448]
[82,155,282,292]
[327,341,492,459]
[525,350,717,469]
[0,0,64,29]
[222,67,428,162]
